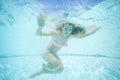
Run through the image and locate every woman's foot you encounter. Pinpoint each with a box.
[29,64,49,79]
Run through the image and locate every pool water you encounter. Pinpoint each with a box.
[0,0,120,80]
[0,55,120,80]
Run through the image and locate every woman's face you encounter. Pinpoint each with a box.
[62,24,73,36]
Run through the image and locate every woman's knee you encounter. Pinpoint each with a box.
[53,62,64,72]
[57,64,64,72]
[50,64,64,73]
[43,62,64,72]
[48,61,64,71]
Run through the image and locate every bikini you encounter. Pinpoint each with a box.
[52,39,67,48]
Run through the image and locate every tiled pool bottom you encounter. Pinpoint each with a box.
[0,55,120,80]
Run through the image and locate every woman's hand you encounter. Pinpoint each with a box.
[37,14,47,28]
[87,25,101,34]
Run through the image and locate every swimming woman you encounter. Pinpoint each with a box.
[29,14,101,78]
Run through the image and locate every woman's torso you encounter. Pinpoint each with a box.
[46,32,70,54]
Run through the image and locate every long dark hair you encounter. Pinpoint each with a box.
[56,22,85,35]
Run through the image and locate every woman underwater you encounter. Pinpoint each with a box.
[29,14,101,78]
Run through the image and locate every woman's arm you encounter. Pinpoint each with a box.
[36,14,57,36]
[74,25,101,38]
[36,27,56,36]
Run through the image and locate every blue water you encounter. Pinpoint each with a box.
[0,0,120,80]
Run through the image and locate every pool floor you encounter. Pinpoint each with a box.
[0,55,120,80]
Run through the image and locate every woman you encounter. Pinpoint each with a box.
[29,14,101,78]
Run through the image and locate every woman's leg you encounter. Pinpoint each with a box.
[29,63,63,78]
[41,50,64,72]
[29,50,64,78]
